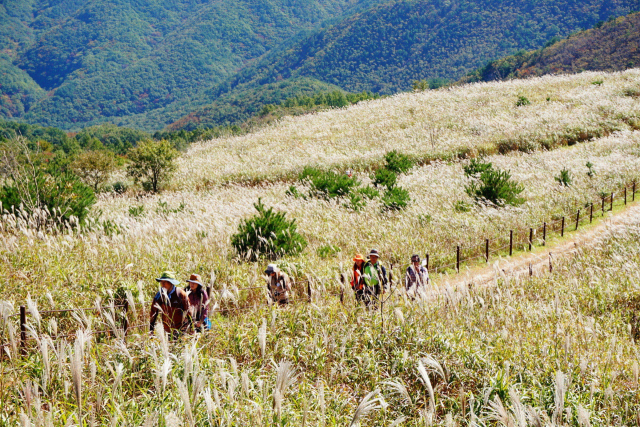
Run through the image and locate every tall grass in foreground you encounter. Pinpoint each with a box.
[3,200,640,425]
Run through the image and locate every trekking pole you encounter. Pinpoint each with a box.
[425,253,429,272]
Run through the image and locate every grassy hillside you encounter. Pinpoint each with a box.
[1,71,640,425]
[462,12,640,83]
[0,0,380,131]
[220,0,638,95]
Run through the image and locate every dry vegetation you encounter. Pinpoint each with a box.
[1,70,640,425]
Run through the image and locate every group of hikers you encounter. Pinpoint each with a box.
[149,250,429,334]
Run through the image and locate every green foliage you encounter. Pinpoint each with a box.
[285,185,306,199]
[156,200,185,215]
[381,187,410,212]
[357,186,380,200]
[316,244,341,259]
[464,159,493,177]
[300,167,360,199]
[0,170,96,225]
[128,205,145,218]
[412,78,451,91]
[111,182,128,194]
[344,192,367,211]
[586,161,596,178]
[372,168,397,189]
[126,140,178,193]
[462,12,640,83]
[231,199,307,261]
[465,167,525,207]
[555,168,573,187]
[69,150,118,191]
[384,150,414,174]
[515,95,531,107]
[592,79,604,86]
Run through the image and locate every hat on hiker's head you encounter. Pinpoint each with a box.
[353,254,366,262]
[264,264,278,275]
[156,271,180,286]
[411,254,420,263]
[186,274,203,286]
[368,249,380,258]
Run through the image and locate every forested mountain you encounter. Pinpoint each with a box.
[0,0,637,131]
[219,0,638,96]
[0,0,381,130]
[461,12,640,83]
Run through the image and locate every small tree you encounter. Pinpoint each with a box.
[466,168,524,207]
[381,187,411,211]
[126,140,178,192]
[231,199,307,261]
[300,167,360,199]
[555,168,572,187]
[70,150,118,191]
[384,150,414,174]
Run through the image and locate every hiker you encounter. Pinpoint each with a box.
[363,249,387,306]
[185,274,210,332]
[405,254,429,297]
[351,254,366,303]
[149,271,191,335]
[265,264,291,305]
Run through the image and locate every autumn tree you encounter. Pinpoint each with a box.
[126,139,178,193]
[70,150,118,191]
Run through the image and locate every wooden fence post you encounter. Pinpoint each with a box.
[485,239,489,263]
[610,192,614,211]
[575,209,580,231]
[122,300,129,336]
[528,228,533,251]
[509,230,513,257]
[561,217,565,237]
[543,222,547,246]
[20,306,26,354]
[456,246,460,273]
[590,203,593,223]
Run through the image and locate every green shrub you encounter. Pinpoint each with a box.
[384,150,414,174]
[300,167,359,199]
[465,168,524,207]
[381,187,410,211]
[0,170,96,226]
[112,181,128,194]
[586,162,596,178]
[344,192,367,211]
[156,200,185,215]
[463,159,493,177]
[357,186,380,199]
[231,199,307,261]
[555,168,572,187]
[592,79,604,86]
[372,168,397,189]
[515,95,531,107]
[285,185,306,199]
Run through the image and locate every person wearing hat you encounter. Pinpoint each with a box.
[405,254,429,298]
[351,254,366,303]
[185,274,210,332]
[363,249,387,306]
[265,264,291,305]
[149,271,191,335]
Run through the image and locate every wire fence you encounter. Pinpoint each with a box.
[1,180,637,356]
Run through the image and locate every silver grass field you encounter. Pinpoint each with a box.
[1,70,640,426]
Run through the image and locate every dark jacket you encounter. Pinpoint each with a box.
[150,285,190,333]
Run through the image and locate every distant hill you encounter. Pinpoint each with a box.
[218,0,638,96]
[0,0,380,131]
[0,0,637,131]
[461,12,640,83]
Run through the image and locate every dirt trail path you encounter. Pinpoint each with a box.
[438,201,640,290]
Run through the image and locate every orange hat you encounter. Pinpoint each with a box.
[353,254,365,262]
